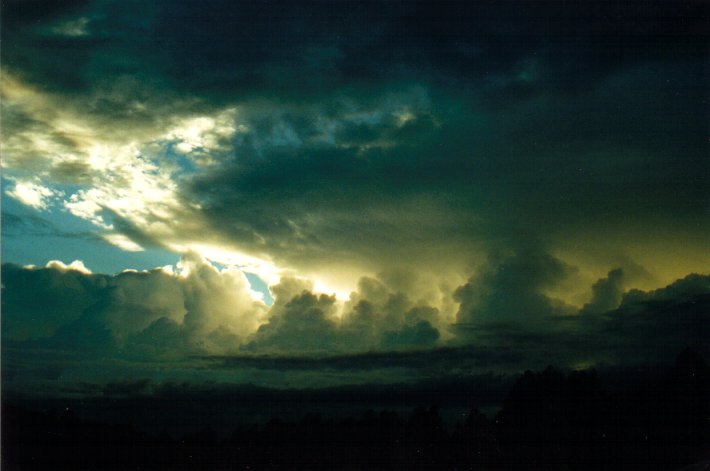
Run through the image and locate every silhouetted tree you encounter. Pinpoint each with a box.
[452,408,499,469]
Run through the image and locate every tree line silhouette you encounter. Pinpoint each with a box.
[3,348,708,470]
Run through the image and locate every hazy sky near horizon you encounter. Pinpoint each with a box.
[1,0,708,393]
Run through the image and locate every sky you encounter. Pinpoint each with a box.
[1,0,709,397]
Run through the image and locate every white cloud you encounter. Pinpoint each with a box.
[2,71,235,253]
[180,243,282,287]
[45,260,92,274]
[102,234,144,252]
[1,72,446,282]
[167,109,241,165]
[5,180,58,210]
[4,254,269,351]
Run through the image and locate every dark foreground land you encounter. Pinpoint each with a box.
[3,348,709,470]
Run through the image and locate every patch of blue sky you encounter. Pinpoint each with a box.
[151,139,203,176]
[2,169,273,301]
[1,230,177,274]
[2,185,177,273]
[206,260,274,306]
[245,273,274,305]
[2,181,92,232]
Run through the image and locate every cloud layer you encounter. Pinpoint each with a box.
[1,1,708,394]
[3,0,708,292]
[3,256,708,393]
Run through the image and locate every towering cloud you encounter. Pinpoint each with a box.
[1,0,708,394]
[2,254,267,355]
[3,259,708,389]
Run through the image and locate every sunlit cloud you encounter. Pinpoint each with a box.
[167,108,242,159]
[179,243,282,287]
[1,0,707,398]
[44,259,92,274]
[103,234,144,252]
[5,179,59,210]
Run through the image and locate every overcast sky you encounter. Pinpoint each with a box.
[2,0,708,395]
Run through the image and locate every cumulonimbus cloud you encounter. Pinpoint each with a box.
[3,255,708,363]
[2,0,709,395]
[2,0,708,297]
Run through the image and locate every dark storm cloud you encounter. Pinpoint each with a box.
[381,320,440,349]
[242,273,444,354]
[580,268,626,315]
[176,56,707,273]
[1,255,265,350]
[1,259,443,360]
[452,260,710,368]
[599,274,710,362]
[1,262,107,341]
[202,274,710,374]
[2,259,709,397]
[3,0,708,278]
[454,243,576,329]
[202,346,525,373]
[3,0,709,396]
[245,290,341,353]
[622,273,710,305]
[4,0,706,99]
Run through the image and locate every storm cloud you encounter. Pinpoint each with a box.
[3,0,707,286]
[2,257,708,396]
[1,1,708,397]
